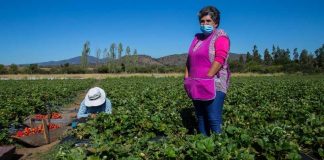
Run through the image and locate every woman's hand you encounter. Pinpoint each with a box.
[207,61,222,77]
[206,73,214,78]
[90,114,97,118]
[70,113,77,118]
[185,66,189,78]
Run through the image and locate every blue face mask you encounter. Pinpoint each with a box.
[200,25,214,35]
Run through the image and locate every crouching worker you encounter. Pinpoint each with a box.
[77,87,112,119]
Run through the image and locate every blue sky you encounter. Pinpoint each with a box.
[0,0,323,65]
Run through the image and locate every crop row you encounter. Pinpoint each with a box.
[0,79,95,144]
[52,76,324,160]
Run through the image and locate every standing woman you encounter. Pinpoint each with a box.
[184,6,230,136]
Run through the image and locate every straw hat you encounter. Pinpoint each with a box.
[84,87,106,107]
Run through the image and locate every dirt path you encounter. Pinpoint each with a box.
[15,84,93,160]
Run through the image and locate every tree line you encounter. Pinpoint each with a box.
[79,41,142,73]
[0,43,323,74]
[80,41,138,69]
[230,44,324,73]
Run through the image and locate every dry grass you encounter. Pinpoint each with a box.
[231,72,285,77]
[0,73,287,80]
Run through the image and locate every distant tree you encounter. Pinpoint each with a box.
[121,63,125,72]
[81,41,90,68]
[133,49,138,65]
[60,63,70,74]
[239,55,244,64]
[126,46,131,56]
[283,49,291,64]
[246,51,252,63]
[274,46,281,64]
[134,49,138,55]
[0,64,7,74]
[299,49,309,65]
[126,46,131,66]
[252,45,261,63]
[96,48,101,67]
[110,43,116,59]
[272,45,279,64]
[293,48,299,63]
[28,64,39,74]
[263,48,272,65]
[273,46,290,65]
[229,60,243,72]
[314,44,324,68]
[9,64,18,74]
[103,48,109,64]
[118,43,123,59]
[308,53,315,66]
[64,63,69,68]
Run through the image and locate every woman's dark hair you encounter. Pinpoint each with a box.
[198,6,221,27]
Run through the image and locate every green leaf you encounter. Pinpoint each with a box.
[196,141,206,151]
[203,138,215,153]
[87,155,101,160]
[318,148,324,158]
[165,146,177,158]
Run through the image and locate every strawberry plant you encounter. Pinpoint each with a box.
[54,75,323,159]
[0,79,95,144]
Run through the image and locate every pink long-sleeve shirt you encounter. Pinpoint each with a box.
[187,29,231,93]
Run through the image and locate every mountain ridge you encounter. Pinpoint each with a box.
[20,53,245,67]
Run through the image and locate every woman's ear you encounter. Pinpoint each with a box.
[214,23,218,28]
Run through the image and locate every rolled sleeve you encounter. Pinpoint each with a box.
[214,36,230,65]
[105,98,112,114]
[77,100,89,118]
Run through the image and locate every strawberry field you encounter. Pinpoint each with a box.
[0,79,95,143]
[52,75,323,160]
[0,76,322,159]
